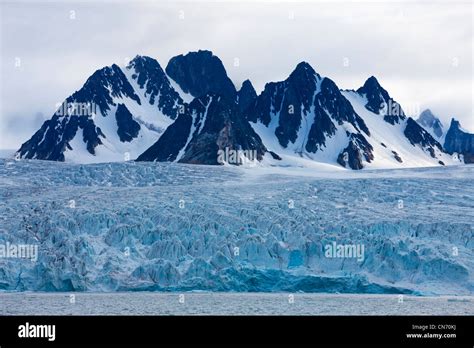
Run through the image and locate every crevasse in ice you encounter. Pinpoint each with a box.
[0,159,472,294]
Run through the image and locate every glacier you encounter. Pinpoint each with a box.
[0,159,472,295]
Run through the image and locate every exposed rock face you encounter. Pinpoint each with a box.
[308,77,371,155]
[444,119,474,163]
[417,109,444,139]
[17,57,183,162]
[246,62,373,169]
[404,118,444,158]
[357,76,406,125]
[337,133,374,170]
[127,55,184,119]
[17,64,139,160]
[17,114,105,161]
[17,50,456,169]
[136,113,193,163]
[69,64,142,117]
[165,50,237,100]
[250,62,321,147]
[137,95,267,165]
[237,79,257,113]
[115,104,140,142]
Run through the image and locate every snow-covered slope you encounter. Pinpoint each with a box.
[0,159,472,294]
[246,64,457,169]
[136,94,270,164]
[342,91,455,168]
[17,56,183,163]
[16,50,463,169]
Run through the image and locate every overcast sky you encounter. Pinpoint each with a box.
[0,0,472,149]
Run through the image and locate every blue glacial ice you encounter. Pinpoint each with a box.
[0,159,473,295]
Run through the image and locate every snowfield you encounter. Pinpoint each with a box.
[0,159,472,295]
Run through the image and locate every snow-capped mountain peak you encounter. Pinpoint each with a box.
[165,50,237,100]
[417,109,445,141]
[356,76,406,125]
[125,55,183,120]
[136,92,269,164]
[17,56,185,163]
[16,51,461,169]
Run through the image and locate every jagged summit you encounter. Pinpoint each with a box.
[16,50,459,169]
[165,50,236,100]
[238,79,256,95]
[126,54,183,118]
[360,75,382,89]
[17,56,184,162]
[237,79,257,113]
[356,75,406,125]
[71,64,141,116]
[290,61,320,79]
[417,109,444,139]
[137,93,267,165]
[444,118,474,163]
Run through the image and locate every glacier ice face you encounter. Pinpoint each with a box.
[0,159,473,294]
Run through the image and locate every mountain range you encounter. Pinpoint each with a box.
[16,50,472,169]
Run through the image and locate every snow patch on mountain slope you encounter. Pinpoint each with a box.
[65,127,102,163]
[422,121,446,145]
[63,100,165,163]
[291,85,321,156]
[252,117,363,169]
[249,78,343,166]
[173,97,213,163]
[122,68,178,134]
[342,91,456,168]
[168,78,194,103]
[62,64,182,163]
[122,65,176,132]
